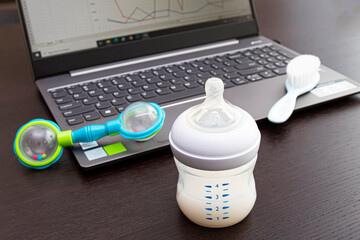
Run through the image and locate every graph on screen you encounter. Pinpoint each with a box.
[88,0,251,35]
[21,0,251,57]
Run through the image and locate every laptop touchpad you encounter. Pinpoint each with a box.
[155,99,203,142]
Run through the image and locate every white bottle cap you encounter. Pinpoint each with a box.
[169,78,261,171]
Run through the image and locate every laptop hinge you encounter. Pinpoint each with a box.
[70,39,239,77]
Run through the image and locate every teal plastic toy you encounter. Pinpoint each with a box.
[13,102,165,169]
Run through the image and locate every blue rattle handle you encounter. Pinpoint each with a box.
[71,118,121,143]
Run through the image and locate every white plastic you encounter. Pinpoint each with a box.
[268,55,321,124]
[175,156,257,228]
[169,77,261,228]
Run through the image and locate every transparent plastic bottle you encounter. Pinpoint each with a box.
[169,78,261,228]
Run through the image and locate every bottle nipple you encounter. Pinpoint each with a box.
[186,78,243,132]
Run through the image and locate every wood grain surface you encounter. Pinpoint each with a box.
[1,1,360,239]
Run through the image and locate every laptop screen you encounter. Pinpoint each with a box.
[18,0,257,78]
[20,0,253,60]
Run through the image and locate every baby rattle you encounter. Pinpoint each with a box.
[13,102,165,169]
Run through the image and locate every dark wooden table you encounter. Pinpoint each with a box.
[1,1,360,239]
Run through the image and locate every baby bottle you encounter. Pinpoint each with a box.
[169,77,261,228]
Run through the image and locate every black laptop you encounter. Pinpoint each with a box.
[17,0,360,168]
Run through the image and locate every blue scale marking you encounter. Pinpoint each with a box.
[206,202,211,205]
[222,183,229,186]
[206,190,211,193]
[205,208,212,211]
[205,185,212,188]
[206,213,212,216]
[206,218,213,220]
[224,212,229,214]
[205,196,212,199]
[223,217,230,219]
[223,206,229,209]
[223,201,229,203]
[222,194,229,197]
[223,189,229,191]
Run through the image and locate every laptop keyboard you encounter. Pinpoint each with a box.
[49,44,296,126]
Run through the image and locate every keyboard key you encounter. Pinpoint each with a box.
[103,86,117,94]
[95,101,111,110]
[66,86,82,95]
[145,77,161,84]
[183,75,198,82]
[100,108,117,117]
[231,77,248,85]
[111,98,126,106]
[66,116,84,125]
[260,71,276,78]
[113,91,127,98]
[196,72,212,79]
[83,97,97,105]
[88,89,103,97]
[83,111,101,121]
[141,91,157,99]
[224,72,240,79]
[235,62,258,70]
[223,67,237,73]
[98,94,113,102]
[97,81,112,88]
[59,101,82,111]
[128,88,142,95]
[51,90,67,98]
[265,63,277,69]
[170,85,185,92]
[62,105,95,117]
[55,96,72,105]
[246,74,262,81]
[173,71,187,78]
[156,82,171,88]
[142,84,157,91]
[132,80,146,87]
[73,92,88,100]
[184,82,200,89]
[274,61,286,67]
[273,67,286,75]
[116,106,127,113]
[159,74,173,81]
[125,74,141,82]
[126,94,142,102]
[170,78,185,85]
[81,83,97,91]
[118,83,132,90]
[155,88,171,95]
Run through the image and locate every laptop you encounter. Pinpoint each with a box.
[17,0,360,168]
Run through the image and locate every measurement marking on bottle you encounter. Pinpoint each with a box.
[205,208,213,211]
[223,217,230,219]
[223,201,229,203]
[206,190,211,193]
[223,206,229,210]
[206,218,213,220]
[206,213,212,216]
[206,202,212,205]
[223,212,229,214]
[222,194,229,197]
[205,185,212,188]
[222,183,229,186]
[223,188,229,191]
[205,196,212,199]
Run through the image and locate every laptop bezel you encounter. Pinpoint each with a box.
[16,0,259,79]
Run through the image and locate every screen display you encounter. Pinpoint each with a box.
[20,0,253,59]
